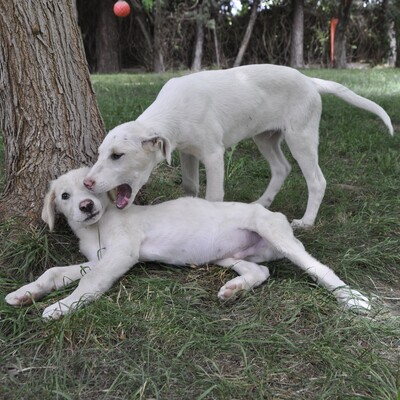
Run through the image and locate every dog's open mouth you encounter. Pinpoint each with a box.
[113,184,132,209]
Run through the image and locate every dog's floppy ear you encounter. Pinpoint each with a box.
[142,136,172,165]
[41,184,56,232]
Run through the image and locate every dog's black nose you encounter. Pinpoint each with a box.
[79,199,94,213]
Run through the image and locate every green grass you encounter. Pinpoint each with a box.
[1,68,400,399]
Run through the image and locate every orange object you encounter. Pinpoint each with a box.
[330,18,339,65]
[114,1,131,18]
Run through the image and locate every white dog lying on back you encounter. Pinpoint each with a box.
[6,168,370,319]
[83,64,393,228]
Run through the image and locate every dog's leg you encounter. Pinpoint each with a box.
[203,148,225,201]
[284,245,370,313]
[252,210,370,313]
[292,162,326,229]
[179,152,199,197]
[215,258,270,299]
[285,127,326,229]
[5,262,95,306]
[42,248,138,319]
[253,132,291,207]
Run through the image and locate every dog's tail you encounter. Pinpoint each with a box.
[311,78,394,136]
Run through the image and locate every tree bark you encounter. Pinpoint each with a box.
[289,0,304,68]
[333,0,353,68]
[396,15,400,67]
[96,0,121,72]
[0,0,105,224]
[192,3,205,72]
[132,4,154,55]
[379,0,396,66]
[153,0,165,72]
[211,20,221,68]
[233,0,261,68]
[388,21,397,66]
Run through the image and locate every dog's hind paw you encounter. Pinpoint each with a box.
[335,287,371,314]
[5,280,52,306]
[344,297,371,314]
[6,288,38,306]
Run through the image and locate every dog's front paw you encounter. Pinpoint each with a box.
[42,302,70,320]
[335,288,371,314]
[218,276,250,300]
[5,285,41,306]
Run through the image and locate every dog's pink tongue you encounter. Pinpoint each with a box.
[116,185,132,209]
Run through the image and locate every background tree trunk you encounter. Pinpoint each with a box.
[378,0,396,66]
[0,0,105,224]
[334,0,353,68]
[154,0,165,72]
[96,0,121,72]
[233,0,261,67]
[211,20,221,68]
[396,14,400,67]
[192,3,205,72]
[289,0,304,68]
[132,1,154,57]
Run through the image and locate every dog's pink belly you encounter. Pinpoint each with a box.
[139,229,262,266]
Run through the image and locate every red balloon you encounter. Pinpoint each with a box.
[113,1,131,18]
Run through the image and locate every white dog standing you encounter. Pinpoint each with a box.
[6,168,370,319]
[83,64,393,228]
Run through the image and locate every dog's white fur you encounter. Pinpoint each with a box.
[84,64,393,228]
[6,168,370,319]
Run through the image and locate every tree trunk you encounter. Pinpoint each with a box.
[289,0,304,68]
[388,21,397,66]
[132,5,154,56]
[209,1,222,68]
[153,0,165,72]
[233,0,261,68]
[211,20,221,68]
[96,0,121,72]
[333,0,353,68]
[124,0,154,70]
[379,0,396,66]
[396,15,400,67]
[192,4,205,72]
[0,1,105,224]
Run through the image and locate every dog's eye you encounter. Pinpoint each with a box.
[61,193,70,200]
[110,153,124,160]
